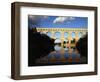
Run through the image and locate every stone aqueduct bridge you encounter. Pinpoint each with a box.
[36,28,87,46]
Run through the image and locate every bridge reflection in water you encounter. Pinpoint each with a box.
[36,49,82,65]
[35,28,87,65]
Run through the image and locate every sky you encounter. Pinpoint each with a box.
[28,15,88,29]
[28,15,87,38]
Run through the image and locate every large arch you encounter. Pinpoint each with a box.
[78,32,83,38]
[46,31,52,38]
[54,32,61,39]
[71,32,76,39]
[64,32,69,38]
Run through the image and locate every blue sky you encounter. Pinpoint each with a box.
[28,15,88,29]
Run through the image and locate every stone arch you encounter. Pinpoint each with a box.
[46,31,52,38]
[64,32,69,39]
[54,31,61,39]
[71,32,76,39]
[78,32,83,38]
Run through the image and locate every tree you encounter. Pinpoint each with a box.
[28,28,55,66]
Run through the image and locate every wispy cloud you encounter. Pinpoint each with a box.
[28,15,48,21]
[53,16,75,23]
[43,16,48,19]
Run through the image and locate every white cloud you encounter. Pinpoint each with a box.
[53,16,75,23]
[28,15,48,20]
[28,15,36,20]
[43,16,48,19]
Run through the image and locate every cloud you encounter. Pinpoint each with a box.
[42,16,48,19]
[53,16,75,23]
[28,15,36,20]
[28,15,48,20]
